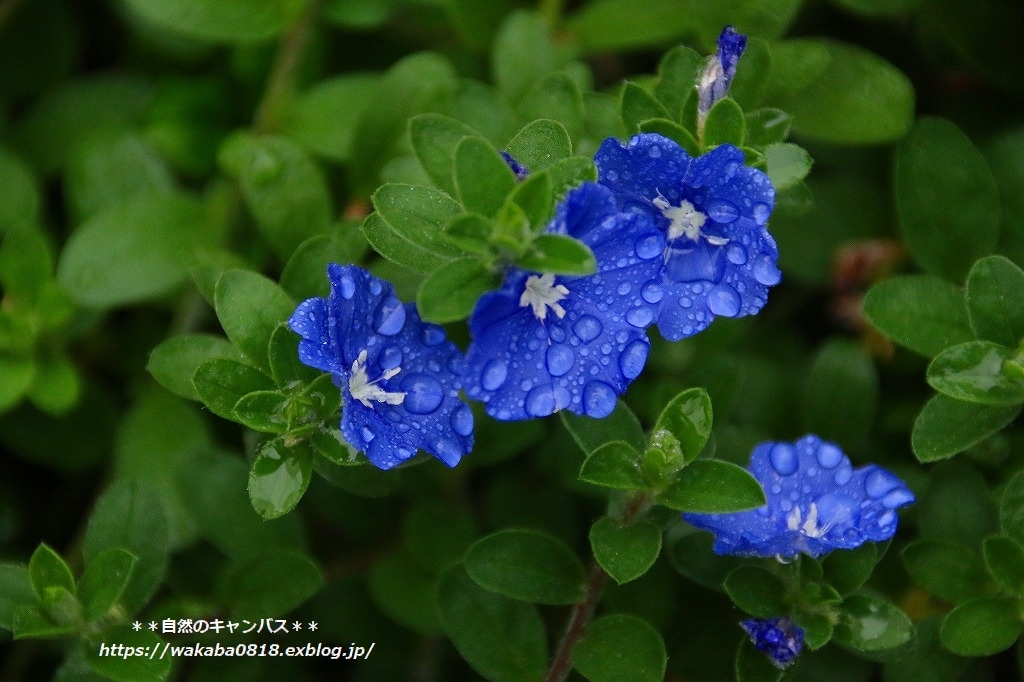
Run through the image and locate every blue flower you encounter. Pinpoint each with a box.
[501,151,529,181]
[698,26,748,120]
[594,133,780,341]
[289,264,473,470]
[683,435,915,558]
[741,617,804,668]
[464,182,664,421]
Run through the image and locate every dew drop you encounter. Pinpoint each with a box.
[648,145,662,158]
[368,279,383,295]
[635,234,664,260]
[618,339,649,380]
[421,325,446,346]
[834,464,853,486]
[379,345,402,370]
[769,443,798,476]
[361,426,375,443]
[726,244,748,265]
[865,469,901,499]
[582,380,617,418]
[450,403,474,437]
[707,199,740,223]
[481,359,508,391]
[626,306,654,328]
[375,297,406,335]
[679,296,692,308]
[753,258,782,286]
[549,323,567,343]
[617,282,631,295]
[753,202,771,226]
[641,281,663,303]
[605,170,619,182]
[878,511,896,528]
[815,443,844,469]
[339,274,356,299]
[573,315,603,342]
[707,284,741,317]
[546,344,575,377]
[400,374,444,414]
[525,385,557,417]
[433,438,462,466]
[882,488,914,509]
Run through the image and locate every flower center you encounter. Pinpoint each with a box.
[348,349,406,408]
[519,273,570,321]
[786,503,826,539]
[653,195,729,246]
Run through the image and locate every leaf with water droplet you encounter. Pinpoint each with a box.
[833,593,912,652]
[579,440,647,490]
[193,358,275,421]
[248,438,313,519]
[518,234,596,275]
[927,341,1024,406]
[649,387,713,466]
[589,517,661,585]
[233,390,292,434]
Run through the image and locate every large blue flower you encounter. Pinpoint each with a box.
[464,182,664,421]
[683,435,915,558]
[594,133,781,341]
[289,264,473,469]
[741,617,804,669]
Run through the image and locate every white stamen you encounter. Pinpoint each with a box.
[786,501,848,540]
[349,349,406,408]
[519,273,569,321]
[653,195,710,242]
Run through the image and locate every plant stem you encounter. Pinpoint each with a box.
[253,0,324,135]
[544,561,610,682]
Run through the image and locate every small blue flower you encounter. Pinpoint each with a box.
[698,26,748,120]
[289,264,473,470]
[684,435,915,558]
[464,183,664,421]
[741,617,804,668]
[595,133,780,341]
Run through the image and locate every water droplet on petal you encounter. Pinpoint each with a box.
[648,145,662,158]
[769,444,798,476]
[753,258,782,286]
[834,464,853,486]
[549,323,567,343]
[707,199,740,223]
[421,325,446,346]
[379,345,402,370]
[816,443,844,469]
[625,306,654,328]
[339,274,356,299]
[361,426,375,443]
[546,345,575,377]
[368,279,382,295]
[882,488,914,509]
[375,297,406,335]
[618,339,648,379]
[635,234,664,260]
[450,403,474,436]
[617,282,631,295]
[878,511,896,527]
[753,202,771,225]
[865,469,901,499]
[605,169,619,182]
[525,385,557,417]
[726,244,748,265]
[641,281,663,303]
[583,381,616,418]
[400,374,444,414]
[481,359,508,391]
[573,315,603,342]
[708,284,741,317]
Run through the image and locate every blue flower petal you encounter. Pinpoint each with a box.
[683,435,915,558]
[594,134,691,205]
[741,617,803,669]
[289,264,473,470]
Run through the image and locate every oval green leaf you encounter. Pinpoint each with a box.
[912,393,1020,462]
[657,460,765,513]
[464,529,586,605]
[571,614,666,682]
[589,517,662,585]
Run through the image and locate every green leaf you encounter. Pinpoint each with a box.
[403,502,478,573]
[763,143,812,191]
[508,171,554,233]
[464,529,586,605]
[912,394,1020,462]
[120,0,296,42]
[0,356,34,413]
[638,119,700,156]
[77,549,137,623]
[902,540,990,604]
[653,44,703,122]
[28,544,75,602]
[561,399,646,455]
[279,220,369,301]
[657,460,765,513]
[233,391,292,434]
[492,10,562,104]
[966,255,1024,347]
[703,97,745,148]
[668,532,743,591]
[927,341,1024,406]
[267,323,321,387]
[192,358,275,421]
[863,275,974,357]
[648,387,714,467]
[0,226,51,304]
[82,481,168,614]
[83,627,171,682]
[518,234,596,275]
[567,0,702,53]
[281,73,378,163]
[365,184,463,273]
[579,441,647,491]
[146,334,246,402]
[368,550,442,635]
[417,257,497,323]
[444,0,512,49]
[247,438,313,519]
[730,37,772,110]
[443,213,493,255]
[723,566,788,618]
[27,354,80,416]
[455,136,518,217]
[621,82,671,135]
[12,602,74,639]
[0,564,35,632]
[571,614,666,682]
[823,543,879,596]
[804,339,879,448]
[735,637,787,682]
[214,269,294,375]
[589,517,661,585]
[518,74,585,144]
[226,550,323,619]
[833,593,913,651]
[437,565,548,682]
[219,134,332,261]
[895,117,1000,282]
[770,40,914,144]
[744,109,793,148]
[940,596,1024,656]
[0,148,39,232]
[57,194,212,309]
[547,156,599,202]
[409,114,480,197]
[506,119,572,172]
[985,535,1024,596]
[1002,471,1024,543]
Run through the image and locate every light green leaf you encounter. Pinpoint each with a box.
[561,399,646,455]
[214,269,295,375]
[248,438,313,519]
[146,334,246,402]
[639,118,700,156]
[590,518,662,584]
[233,391,292,434]
[764,143,812,191]
[621,82,671,135]
[723,566,788,617]
[518,234,596,275]
[571,614,666,682]
[912,394,1020,462]
[517,74,585,144]
[804,339,879,448]
[966,255,1024,347]
[77,549,137,623]
[927,341,1024,406]
[863,275,973,357]
[984,535,1024,596]
[579,441,647,491]
[657,460,765,513]
[648,387,713,468]
[833,593,912,651]
[279,220,369,301]
[409,113,480,196]
[365,184,463,272]
[492,10,562,103]
[744,109,793,148]
[281,74,378,163]
[84,627,170,682]
[417,258,497,323]
[28,544,76,602]
[121,0,297,42]
[703,97,745,148]
[464,529,586,605]
[192,358,275,421]
[940,596,1024,656]
[506,119,572,172]
[653,44,703,122]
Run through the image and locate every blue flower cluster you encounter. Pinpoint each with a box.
[684,435,915,558]
[741,617,804,668]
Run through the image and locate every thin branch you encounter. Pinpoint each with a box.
[544,561,610,682]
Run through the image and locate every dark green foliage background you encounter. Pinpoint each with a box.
[1,0,1024,680]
